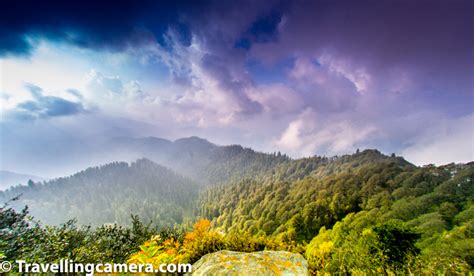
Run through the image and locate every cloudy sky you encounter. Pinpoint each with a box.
[1,0,473,177]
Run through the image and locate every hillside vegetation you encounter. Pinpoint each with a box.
[1,159,198,227]
[200,150,473,273]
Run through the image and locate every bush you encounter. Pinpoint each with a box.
[305,227,333,272]
[223,232,267,252]
[129,219,224,266]
[373,222,420,269]
[180,219,225,263]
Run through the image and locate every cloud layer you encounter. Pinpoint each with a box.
[0,0,472,176]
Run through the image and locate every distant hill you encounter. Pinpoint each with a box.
[0,170,45,191]
[107,136,291,185]
[0,159,198,226]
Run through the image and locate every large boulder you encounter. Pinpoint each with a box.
[191,250,308,275]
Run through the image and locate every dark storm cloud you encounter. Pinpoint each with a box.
[158,0,473,128]
[0,0,207,56]
[2,0,472,68]
[252,0,474,62]
[270,1,472,75]
[235,10,283,49]
[6,84,87,120]
[249,0,474,113]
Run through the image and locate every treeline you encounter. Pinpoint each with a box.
[0,159,198,227]
[0,202,181,264]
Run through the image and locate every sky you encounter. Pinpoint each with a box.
[0,0,473,177]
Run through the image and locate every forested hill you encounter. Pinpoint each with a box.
[0,159,198,226]
[201,150,474,238]
[0,170,45,191]
[200,156,473,271]
[260,149,411,184]
[106,136,291,185]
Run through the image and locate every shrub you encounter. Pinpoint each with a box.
[305,227,333,272]
[180,219,225,263]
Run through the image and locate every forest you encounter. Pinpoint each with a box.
[1,159,198,227]
[1,144,473,274]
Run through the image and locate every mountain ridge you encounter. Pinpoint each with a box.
[105,136,290,185]
[0,170,45,191]
[105,136,417,185]
[1,158,199,226]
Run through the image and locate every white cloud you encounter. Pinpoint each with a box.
[85,70,124,97]
[137,33,262,128]
[85,69,147,100]
[0,42,90,105]
[318,53,372,93]
[401,114,474,166]
[275,108,377,157]
[246,83,303,114]
[287,57,360,114]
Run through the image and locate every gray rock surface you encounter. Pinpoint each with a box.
[191,250,308,275]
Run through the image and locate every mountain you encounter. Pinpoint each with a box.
[106,136,291,185]
[0,170,45,191]
[0,159,198,226]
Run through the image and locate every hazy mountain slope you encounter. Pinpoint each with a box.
[0,170,45,191]
[0,159,198,226]
[107,136,291,185]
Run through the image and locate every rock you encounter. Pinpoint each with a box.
[191,250,308,275]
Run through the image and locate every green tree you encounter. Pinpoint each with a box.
[373,222,420,269]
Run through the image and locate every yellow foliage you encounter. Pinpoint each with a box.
[128,219,296,267]
[192,219,211,233]
[181,219,224,263]
[318,241,334,255]
[128,236,181,268]
[306,227,334,272]
[128,219,223,266]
